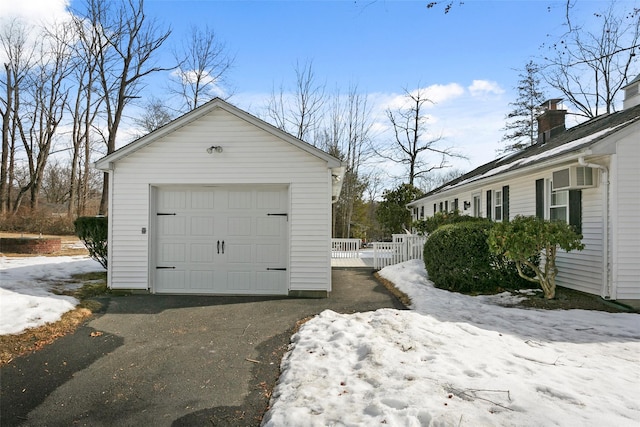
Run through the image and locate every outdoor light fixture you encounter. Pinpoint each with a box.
[207,145,223,154]
[463,201,471,210]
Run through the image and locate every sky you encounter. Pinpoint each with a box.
[1,254,638,425]
[2,0,639,188]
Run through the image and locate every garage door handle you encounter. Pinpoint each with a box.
[267,268,287,271]
[156,266,175,269]
[217,240,220,254]
[221,240,225,254]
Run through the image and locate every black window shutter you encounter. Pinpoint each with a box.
[486,191,492,220]
[535,179,545,219]
[433,203,437,214]
[445,200,449,212]
[502,186,509,221]
[454,198,459,212]
[569,190,582,233]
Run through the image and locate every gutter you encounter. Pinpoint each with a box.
[578,155,611,299]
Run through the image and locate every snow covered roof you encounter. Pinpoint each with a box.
[411,103,640,203]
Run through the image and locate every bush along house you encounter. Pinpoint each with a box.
[408,76,640,306]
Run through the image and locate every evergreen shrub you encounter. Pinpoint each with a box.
[74,216,108,269]
[423,220,533,293]
[414,211,486,235]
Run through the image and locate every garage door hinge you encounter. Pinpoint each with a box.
[267,268,287,271]
[267,213,288,219]
[156,266,176,269]
[157,213,176,216]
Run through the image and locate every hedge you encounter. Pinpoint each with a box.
[74,216,108,269]
[423,220,534,293]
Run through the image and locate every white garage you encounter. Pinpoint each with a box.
[95,99,343,296]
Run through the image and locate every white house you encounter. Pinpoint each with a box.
[95,98,343,297]
[408,78,640,304]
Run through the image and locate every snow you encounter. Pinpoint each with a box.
[263,260,640,427]
[0,255,104,335]
[1,256,638,426]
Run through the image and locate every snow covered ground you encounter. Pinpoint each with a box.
[0,255,104,335]
[1,256,638,426]
[263,260,640,427]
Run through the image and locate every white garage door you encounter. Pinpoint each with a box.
[154,186,289,295]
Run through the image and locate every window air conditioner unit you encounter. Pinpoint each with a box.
[552,166,597,190]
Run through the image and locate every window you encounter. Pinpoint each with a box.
[494,190,503,221]
[473,195,481,217]
[445,200,449,212]
[420,206,424,219]
[550,189,569,222]
[537,179,582,233]
[486,186,509,221]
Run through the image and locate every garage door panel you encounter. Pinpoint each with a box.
[157,269,186,291]
[159,242,186,263]
[226,243,252,263]
[257,190,284,209]
[159,190,187,210]
[256,244,282,263]
[190,190,215,209]
[190,243,215,263]
[227,190,252,209]
[256,217,282,236]
[189,270,216,289]
[227,271,252,291]
[227,217,251,236]
[155,186,288,295]
[257,271,287,292]
[190,216,215,235]
[159,217,186,235]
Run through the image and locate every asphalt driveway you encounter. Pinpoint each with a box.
[1,268,405,427]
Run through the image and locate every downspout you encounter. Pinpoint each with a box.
[578,156,611,299]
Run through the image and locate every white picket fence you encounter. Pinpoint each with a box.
[331,238,362,258]
[331,235,427,269]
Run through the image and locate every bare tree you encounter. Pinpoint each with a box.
[502,60,547,153]
[134,97,174,134]
[1,19,35,215]
[543,2,640,118]
[80,0,171,214]
[266,59,326,144]
[66,10,104,216]
[326,85,374,238]
[171,25,234,112]
[11,21,73,212]
[380,87,463,187]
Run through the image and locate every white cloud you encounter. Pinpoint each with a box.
[468,79,505,97]
[0,0,70,24]
[384,83,465,110]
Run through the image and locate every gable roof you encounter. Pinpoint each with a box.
[410,103,640,202]
[94,98,341,170]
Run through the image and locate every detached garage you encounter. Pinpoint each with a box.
[95,98,343,297]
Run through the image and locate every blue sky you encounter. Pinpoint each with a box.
[3,0,638,188]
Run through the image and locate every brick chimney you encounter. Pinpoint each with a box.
[536,99,567,145]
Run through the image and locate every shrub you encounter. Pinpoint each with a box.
[74,216,108,269]
[0,209,75,235]
[423,220,533,293]
[488,215,584,299]
[414,211,486,235]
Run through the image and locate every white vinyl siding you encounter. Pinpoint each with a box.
[107,107,333,293]
[409,168,606,296]
[613,138,640,300]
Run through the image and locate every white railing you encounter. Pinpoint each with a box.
[331,238,362,258]
[374,235,427,269]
